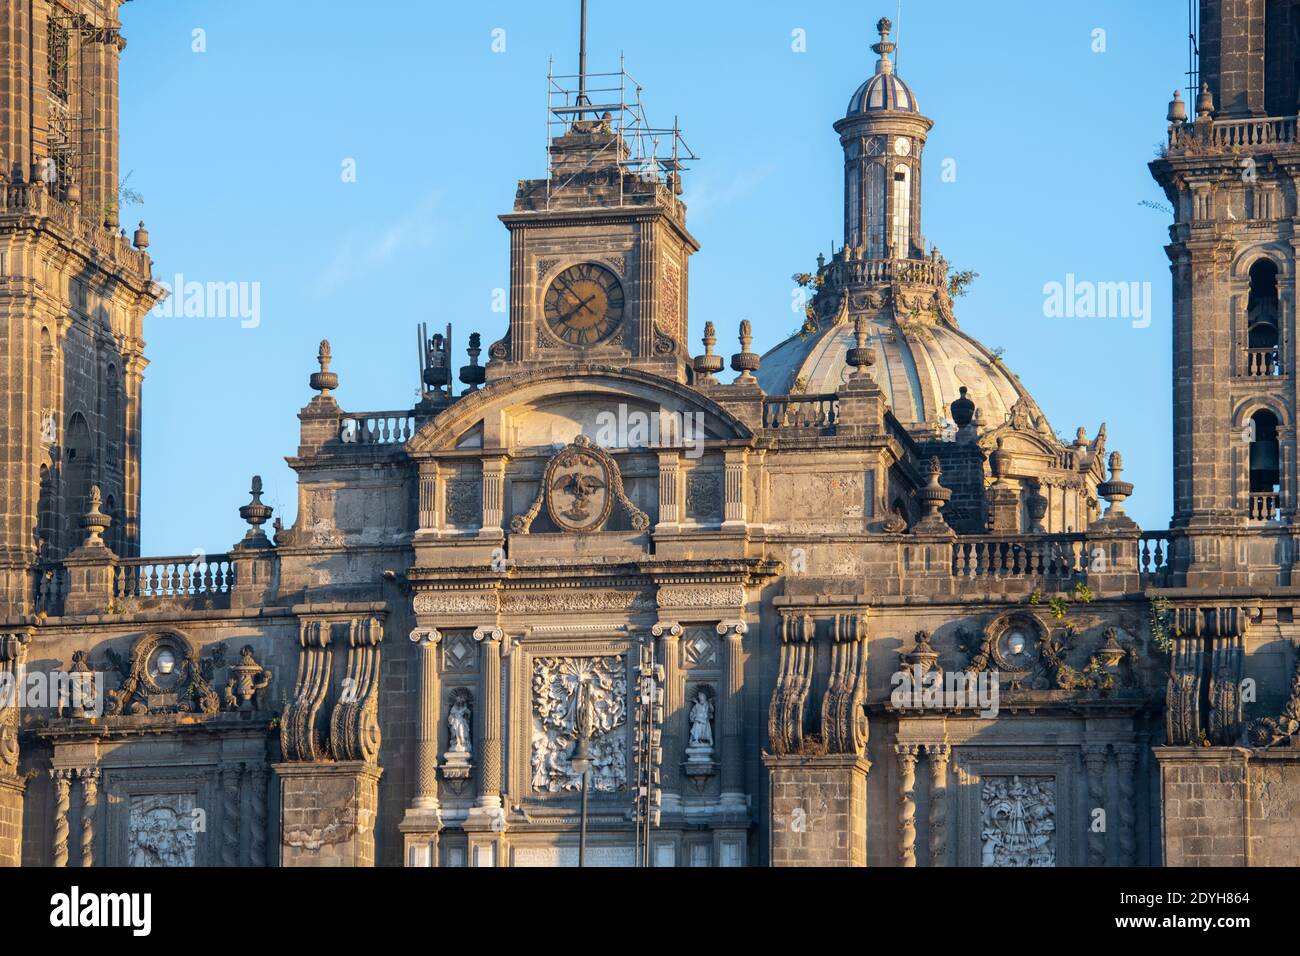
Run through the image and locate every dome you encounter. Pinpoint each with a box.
[845,17,920,117]
[756,313,1038,434]
[846,71,919,116]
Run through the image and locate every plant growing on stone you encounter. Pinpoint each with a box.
[1048,595,1069,620]
[1073,582,1094,605]
[1148,595,1178,654]
[947,269,979,299]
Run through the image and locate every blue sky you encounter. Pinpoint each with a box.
[118,0,1187,553]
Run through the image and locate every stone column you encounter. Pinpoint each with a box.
[896,745,918,867]
[473,626,504,808]
[465,626,505,866]
[652,622,684,814]
[51,769,71,867]
[401,628,444,866]
[417,464,438,531]
[927,744,949,867]
[1084,744,1108,867]
[250,766,269,867]
[716,621,748,810]
[79,768,99,868]
[1114,743,1138,867]
[220,762,243,867]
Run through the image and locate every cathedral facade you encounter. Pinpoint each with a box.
[1,0,1298,868]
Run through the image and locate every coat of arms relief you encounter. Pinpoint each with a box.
[530,655,627,792]
[511,436,648,534]
[979,775,1056,867]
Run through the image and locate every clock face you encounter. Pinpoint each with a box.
[894,136,911,156]
[543,263,625,347]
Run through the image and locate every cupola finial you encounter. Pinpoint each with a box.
[871,16,897,75]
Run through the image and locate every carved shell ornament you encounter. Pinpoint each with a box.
[512,435,649,534]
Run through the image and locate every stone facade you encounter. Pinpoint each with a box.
[0,4,1298,869]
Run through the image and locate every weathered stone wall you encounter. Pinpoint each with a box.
[277,762,380,867]
[0,777,24,866]
[765,755,869,867]
[1246,753,1300,864]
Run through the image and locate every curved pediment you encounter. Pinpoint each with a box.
[406,364,755,455]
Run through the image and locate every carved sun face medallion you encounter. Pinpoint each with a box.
[545,442,614,533]
[543,262,625,347]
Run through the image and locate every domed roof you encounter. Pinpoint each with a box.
[845,17,920,117]
[757,311,1037,434]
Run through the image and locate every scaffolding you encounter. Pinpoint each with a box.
[42,12,118,216]
[544,57,698,210]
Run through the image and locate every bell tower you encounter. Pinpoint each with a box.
[834,17,933,260]
[489,2,699,383]
[1150,0,1300,585]
[0,0,161,612]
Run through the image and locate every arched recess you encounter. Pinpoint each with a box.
[64,412,93,540]
[406,365,755,456]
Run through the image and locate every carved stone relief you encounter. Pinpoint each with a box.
[445,478,482,528]
[979,775,1056,867]
[530,655,627,793]
[685,472,720,521]
[128,793,197,867]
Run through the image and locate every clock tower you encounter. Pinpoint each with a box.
[489,21,698,383]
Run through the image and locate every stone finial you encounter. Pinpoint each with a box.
[902,629,941,675]
[730,319,760,380]
[1098,450,1134,515]
[459,332,485,391]
[310,339,338,394]
[846,315,875,377]
[693,321,724,381]
[1026,480,1048,534]
[80,485,111,547]
[989,436,1012,480]
[132,221,149,249]
[1167,90,1186,124]
[238,476,274,548]
[950,386,975,429]
[914,457,952,529]
[872,17,897,74]
[1195,82,1214,119]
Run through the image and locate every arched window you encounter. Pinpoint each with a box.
[64,413,92,539]
[37,464,56,557]
[866,162,885,258]
[847,162,861,248]
[1248,408,1281,520]
[891,164,911,257]
[40,328,55,442]
[1246,259,1281,375]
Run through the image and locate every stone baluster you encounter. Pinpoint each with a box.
[411,628,444,810]
[79,768,99,868]
[1115,744,1138,867]
[51,769,71,867]
[473,626,504,809]
[927,744,949,867]
[1085,744,1109,867]
[250,766,269,867]
[652,622,684,813]
[896,745,919,867]
[716,620,749,809]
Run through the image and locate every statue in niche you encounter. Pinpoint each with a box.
[688,688,714,748]
[448,692,472,754]
[442,688,474,784]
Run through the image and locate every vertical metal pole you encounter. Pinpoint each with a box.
[578,771,588,867]
[578,0,588,107]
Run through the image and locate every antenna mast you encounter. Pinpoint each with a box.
[577,0,589,111]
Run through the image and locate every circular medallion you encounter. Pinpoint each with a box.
[545,440,614,533]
